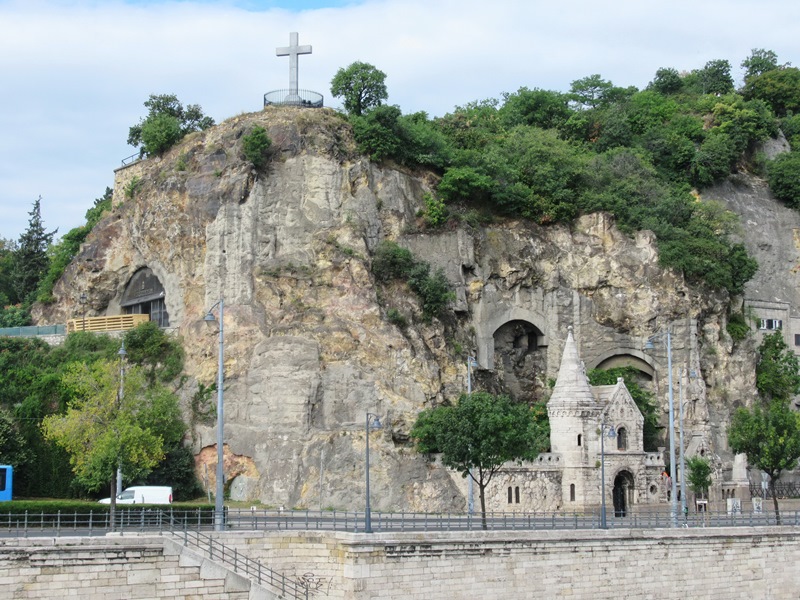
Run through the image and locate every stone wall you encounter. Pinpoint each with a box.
[0,536,270,600]
[225,528,800,599]
[3,529,800,599]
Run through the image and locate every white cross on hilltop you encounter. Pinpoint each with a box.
[276,32,312,98]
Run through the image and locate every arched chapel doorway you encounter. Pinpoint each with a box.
[120,268,170,327]
[613,470,635,517]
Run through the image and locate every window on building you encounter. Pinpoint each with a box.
[795,334,800,346]
[759,318,782,331]
[570,484,575,502]
[577,434,582,447]
[507,487,513,504]
[617,427,627,451]
[515,486,520,504]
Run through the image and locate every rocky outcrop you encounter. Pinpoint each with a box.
[35,107,761,509]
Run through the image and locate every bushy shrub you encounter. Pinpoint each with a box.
[386,308,408,329]
[371,241,453,320]
[767,151,800,208]
[242,126,272,169]
[727,312,750,341]
[423,193,448,228]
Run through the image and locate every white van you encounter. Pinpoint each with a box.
[98,486,173,505]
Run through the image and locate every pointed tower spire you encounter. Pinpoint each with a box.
[548,326,598,410]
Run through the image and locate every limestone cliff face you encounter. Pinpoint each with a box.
[36,107,759,509]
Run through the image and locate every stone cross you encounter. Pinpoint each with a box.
[276,32,312,97]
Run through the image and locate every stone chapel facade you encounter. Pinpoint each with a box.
[487,328,665,516]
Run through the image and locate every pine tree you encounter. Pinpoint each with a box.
[12,196,56,305]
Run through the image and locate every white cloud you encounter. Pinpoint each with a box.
[1,0,799,239]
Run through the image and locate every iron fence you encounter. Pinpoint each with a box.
[2,506,799,537]
[0,324,65,337]
[263,89,324,108]
[750,482,800,498]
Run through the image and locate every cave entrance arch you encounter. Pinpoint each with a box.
[120,267,169,327]
[589,349,655,379]
[492,319,547,402]
[613,470,635,517]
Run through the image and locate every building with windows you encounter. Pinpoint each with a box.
[486,328,665,516]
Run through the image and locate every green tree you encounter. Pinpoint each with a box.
[686,455,712,501]
[728,399,800,523]
[12,196,56,306]
[767,151,800,208]
[330,61,388,116]
[0,407,31,470]
[569,74,614,109]
[698,59,734,95]
[123,321,185,384]
[241,125,272,169]
[128,93,214,157]
[756,331,800,401]
[37,188,113,304]
[411,392,549,528]
[741,48,780,83]
[649,67,684,95]
[742,67,800,117]
[41,360,179,518]
[499,87,572,129]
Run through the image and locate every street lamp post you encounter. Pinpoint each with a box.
[466,356,478,516]
[679,367,687,524]
[600,416,616,529]
[80,293,87,332]
[364,412,382,533]
[645,329,678,528]
[116,341,126,497]
[204,299,225,532]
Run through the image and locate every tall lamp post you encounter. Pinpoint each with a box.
[678,367,687,524]
[364,412,382,533]
[80,293,87,332]
[116,341,126,497]
[466,356,478,516]
[645,329,678,528]
[600,416,616,529]
[204,299,225,532]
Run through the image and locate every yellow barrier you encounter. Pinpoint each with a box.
[67,314,150,333]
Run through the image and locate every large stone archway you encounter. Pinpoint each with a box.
[474,307,550,402]
[475,307,549,370]
[120,267,170,327]
[492,319,547,401]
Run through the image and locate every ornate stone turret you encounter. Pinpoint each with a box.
[547,327,601,505]
[548,326,600,451]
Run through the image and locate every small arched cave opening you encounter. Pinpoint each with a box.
[491,319,546,403]
[594,354,654,381]
[120,267,170,327]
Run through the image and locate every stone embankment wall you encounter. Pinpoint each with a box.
[7,529,794,599]
[223,527,800,599]
[0,535,272,600]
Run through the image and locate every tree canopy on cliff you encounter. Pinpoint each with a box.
[335,48,800,296]
[127,93,214,158]
[330,61,388,117]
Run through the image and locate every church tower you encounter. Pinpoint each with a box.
[547,327,601,508]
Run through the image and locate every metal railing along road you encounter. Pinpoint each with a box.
[2,507,800,538]
[175,527,310,600]
[0,324,65,337]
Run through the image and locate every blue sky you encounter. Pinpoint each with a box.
[1,0,799,240]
